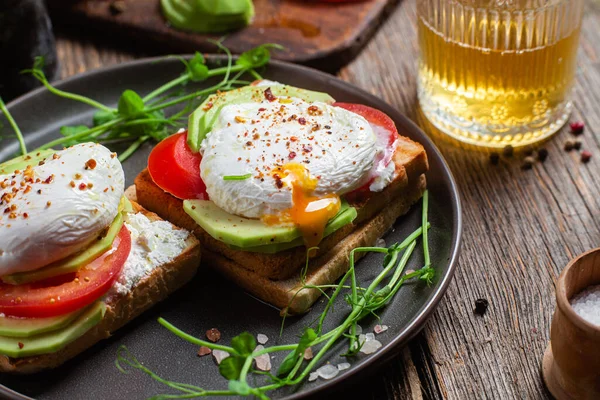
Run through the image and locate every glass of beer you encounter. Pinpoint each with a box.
[417,0,585,148]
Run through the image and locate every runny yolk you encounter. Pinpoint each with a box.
[263,163,341,248]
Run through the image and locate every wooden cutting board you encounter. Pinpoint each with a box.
[48,0,399,72]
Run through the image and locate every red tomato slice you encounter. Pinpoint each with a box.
[148,131,208,200]
[334,103,399,202]
[0,226,131,318]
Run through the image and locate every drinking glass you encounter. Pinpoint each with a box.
[417,0,585,148]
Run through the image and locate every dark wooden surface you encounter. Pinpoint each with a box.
[52,0,600,398]
[49,0,399,72]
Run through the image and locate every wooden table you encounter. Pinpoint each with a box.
[54,0,600,398]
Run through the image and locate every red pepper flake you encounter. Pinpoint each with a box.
[52,153,59,160]
[197,346,212,357]
[70,181,76,188]
[79,183,87,190]
[570,121,585,135]
[202,102,214,111]
[3,208,9,214]
[303,145,313,153]
[43,175,54,184]
[46,201,52,207]
[264,87,276,102]
[307,105,322,116]
[289,151,297,159]
[0,182,6,189]
[18,342,24,349]
[38,160,45,166]
[88,183,94,189]
[245,141,253,147]
[274,174,284,189]
[298,117,307,125]
[290,136,298,142]
[258,107,266,112]
[22,213,28,219]
[581,150,592,163]
[103,188,109,193]
[206,328,221,343]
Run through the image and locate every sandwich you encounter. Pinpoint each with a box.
[133,81,428,314]
[0,143,201,373]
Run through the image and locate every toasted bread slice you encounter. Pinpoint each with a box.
[134,135,428,280]
[204,175,426,314]
[0,202,201,374]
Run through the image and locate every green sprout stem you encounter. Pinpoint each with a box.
[0,97,27,156]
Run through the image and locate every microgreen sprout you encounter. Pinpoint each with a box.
[7,43,281,162]
[116,191,434,399]
[0,97,27,156]
[223,174,252,181]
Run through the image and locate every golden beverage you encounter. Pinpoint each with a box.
[417,0,584,148]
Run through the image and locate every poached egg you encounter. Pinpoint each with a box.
[0,143,124,276]
[200,91,396,247]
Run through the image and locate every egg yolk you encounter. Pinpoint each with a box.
[263,163,341,248]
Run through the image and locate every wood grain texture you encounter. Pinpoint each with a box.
[49,0,399,72]
[54,0,600,398]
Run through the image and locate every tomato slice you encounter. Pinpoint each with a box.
[334,103,399,202]
[0,226,131,318]
[148,131,208,200]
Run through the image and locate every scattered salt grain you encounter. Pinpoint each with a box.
[360,335,382,355]
[348,324,362,335]
[304,347,313,360]
[571,284,600,326]
[254,345,271,371]
[375,238,386,248]
[308,372,319,382]
[374,324,388,334]
[197,346,211,357]
[337,362,351,371]
[257,333,269,344]
[317,364,339,380]
[212,349,229,364]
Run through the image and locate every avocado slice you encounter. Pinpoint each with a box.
[0,302,105,358]
[183,199,356,249]
[2,201,127,285]
[187,84,336,152]
[0,306,88,338]
[229,206,358,253]
[161,0,254,34]
[0,149,55,175]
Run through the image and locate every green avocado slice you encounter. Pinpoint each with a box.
[229,206,358,253]
[0,306,88,338]
[183,199,356,249]
[0,302,105,358]
[187,84,336,152]
[1,207,125,286]
[0,149,55,175]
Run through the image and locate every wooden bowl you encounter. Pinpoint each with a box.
[543,248,600,399]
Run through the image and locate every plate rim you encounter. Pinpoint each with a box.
[0,55,462,400]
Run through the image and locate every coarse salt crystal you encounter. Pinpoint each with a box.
[360,339,382,355]
[257,333,269,344]
[374,324,388,334]
[571,284,600,326]
[308,372,319,382]
[365,333,375,341]
[317,364,339,380]
[375,238,386,248]
[212,349,230,364]
[348,324,362,335]
[337,362,351,371]
[254,345,271,371]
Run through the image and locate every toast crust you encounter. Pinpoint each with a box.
[135,135,428,280]
[204,175,426,314]
[0,202,201,374]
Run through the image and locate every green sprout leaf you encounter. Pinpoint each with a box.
[419,266,435,285]
[228,380,251,395]
[237,44,284,70]
[117,90,145,118]
[187,52,209,82]
[60,125,89,137]
[277,328,316,377]
[219,356,245,380]
[93,110,118,126]
[231,332,256,357]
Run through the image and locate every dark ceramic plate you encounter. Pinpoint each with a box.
[0,57,461,400]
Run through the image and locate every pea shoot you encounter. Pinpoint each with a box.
[4,43,283,163]
[115,191,435,399]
